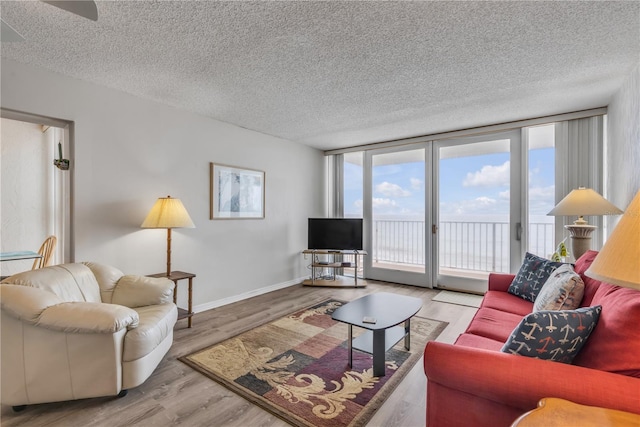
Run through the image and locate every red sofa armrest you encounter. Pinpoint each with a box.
[488,273,515,292]
[424,342,640,415]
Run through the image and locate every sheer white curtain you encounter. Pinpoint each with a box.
[327,153,343,218]
[555,115,606,250]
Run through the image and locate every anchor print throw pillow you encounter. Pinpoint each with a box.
[501,305,602,364]
[508,252,567,302]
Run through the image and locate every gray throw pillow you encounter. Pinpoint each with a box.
[534,264,585,312]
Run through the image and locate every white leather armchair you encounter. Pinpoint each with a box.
[1,262,178,410]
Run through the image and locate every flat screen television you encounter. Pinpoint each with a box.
[308,218,363,251]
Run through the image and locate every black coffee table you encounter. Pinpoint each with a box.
[331,292,423,376]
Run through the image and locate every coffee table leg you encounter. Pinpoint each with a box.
[372,329,385,377]
[348,324,353,368]
[404,319,411,351]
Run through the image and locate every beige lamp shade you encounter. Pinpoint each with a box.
[547,187,623,224]
[141,196,195,229]
[586,190,640,290]
[141,196,194,277]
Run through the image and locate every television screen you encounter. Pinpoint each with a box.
[308,218,363,251]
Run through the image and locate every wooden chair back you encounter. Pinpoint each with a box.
[32,235,57,270]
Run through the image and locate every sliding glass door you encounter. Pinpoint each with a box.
[339,124,559,291]
[433,131,523,293]
[364,145,431,286]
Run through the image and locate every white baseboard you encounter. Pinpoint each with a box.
[192,276,307,314]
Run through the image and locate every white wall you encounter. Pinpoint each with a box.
[606,61,640,220]
[0,59,325,310]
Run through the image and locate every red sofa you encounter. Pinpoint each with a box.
[423,250,640,427]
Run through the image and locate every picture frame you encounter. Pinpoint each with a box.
[210,163,265,219]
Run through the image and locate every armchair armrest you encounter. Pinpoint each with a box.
[39,302,139,333]
[424,341,640,415]
[1,284,62,322]
[488,273,515,292]
[111,275,174,308]
[1,284,139,333]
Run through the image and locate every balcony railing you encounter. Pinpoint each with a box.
[373,220,554,273]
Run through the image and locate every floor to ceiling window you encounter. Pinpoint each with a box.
[364,146,429,286]
[526,124,556,258]
[331,112,604,291]
[435,130,521,293]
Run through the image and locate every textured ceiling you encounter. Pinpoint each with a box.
[1,1,639,150]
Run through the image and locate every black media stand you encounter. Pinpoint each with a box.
[301,249,367,288]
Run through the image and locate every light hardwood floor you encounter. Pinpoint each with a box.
[0,280,478,427]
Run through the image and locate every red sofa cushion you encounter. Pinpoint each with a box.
[481,290,533,316]
[572,282,640,377]
[464,307,524,343]
[454,332,504,351]
[574,250,601,306]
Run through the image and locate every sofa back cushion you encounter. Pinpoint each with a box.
[572,282,640,377]
[574,250,601,307]
[0,264,102,303]
[83,262,124,303]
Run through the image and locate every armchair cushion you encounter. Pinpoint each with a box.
[124,304,177,362]
[82,262,125,303]
[112,275,174,308]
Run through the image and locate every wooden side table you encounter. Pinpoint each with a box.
[511,397,640,426]
[148,271,195,328]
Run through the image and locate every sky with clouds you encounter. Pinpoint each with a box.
[344,131,555,222]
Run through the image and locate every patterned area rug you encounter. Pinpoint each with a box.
[180,298,447,427]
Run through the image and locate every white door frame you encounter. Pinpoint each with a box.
[363,142,433,287]
[1,108,74,265]
[431,129,523,293]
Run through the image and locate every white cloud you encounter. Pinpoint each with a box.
[499,189,510,199]
[376,181,411,197]
[354,199,363,209]
[372,197,397,208]
[528,185,556,215]
[529,185,555,202]
[440,196,505,216]
[463,161,510,187]
[410,178,423,190]
[475,196,497,206]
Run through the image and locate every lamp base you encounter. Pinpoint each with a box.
[564,224,597,261]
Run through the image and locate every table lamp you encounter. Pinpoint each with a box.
[141,195,195,277]
[586,190,640,290]
[547,187,623,260]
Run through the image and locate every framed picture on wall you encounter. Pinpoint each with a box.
[210,163,265,219]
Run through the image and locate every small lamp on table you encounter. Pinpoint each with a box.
[141,195,195,277]
[547,187,622,260]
